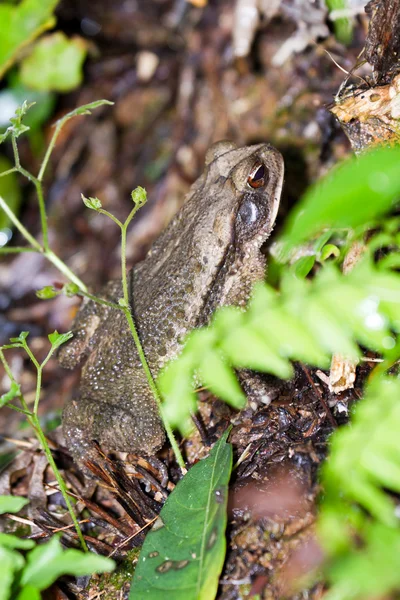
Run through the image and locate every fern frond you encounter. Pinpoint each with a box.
[159,259,400,433]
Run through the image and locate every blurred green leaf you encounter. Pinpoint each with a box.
[0,155,21,232]
[199,350,245,408]
[21,536,115,590]
[279,146,400,257]
[130,429,232,600]
[0,0,59,79]
[326,0,352,44]
[0,545,25,600]
[0,382,21,407]
[0,495,29,515]
[16,585,41,600]
[20,32,88,93]
[0,533,35,550]
[292,255,315,278]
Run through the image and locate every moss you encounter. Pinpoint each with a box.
[91,548,141,598]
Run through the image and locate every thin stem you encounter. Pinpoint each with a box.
[38,121,62,182]
[98,209,122,229]
[6,404,32,416]
[11,136,20,168]
[34,181,49,251]
[0,196,42,252]
[0,247,37,254]
[29,414,88,552]
[121,308,186,472]
[81,291,118,310]
[45,250,88,292]
[0,167,17,179]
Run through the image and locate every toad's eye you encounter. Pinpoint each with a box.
[247,161,268,189]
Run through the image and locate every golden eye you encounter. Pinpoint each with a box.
[247,161,268,188]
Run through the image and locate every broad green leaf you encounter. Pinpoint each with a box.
[326,523,400,600]
[20,32,88,92]
[0,155,21,231]
[130,429,232,600]
[0,382,21,407]
[16,585,41,600]
[292,255,315,278]
[279,146,400,256]
[21,536,115,589]
[221,326,293,379]
[199,350,246,408]
[159,358,197,435]
[0,533,35,550]
[326,0,352,44]
[0,495,29,515]
[0,545,25,600]
[0,0,59,79]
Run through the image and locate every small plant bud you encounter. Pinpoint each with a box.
[81,193,102,210]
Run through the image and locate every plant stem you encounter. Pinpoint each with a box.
[0,196,42,251]
[11,136,20,168]
[0,247,37,254]
[38,121,63,182]
[121,307,186,472]
[29,414,89,551]
[0,167,17,179]
[45,249,87,292]
[118,204,186,472]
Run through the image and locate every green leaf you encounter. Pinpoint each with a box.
[21,536,115,590]
[279,146,400,257]
[292,255,315,278]
[0,382,21,407]
[0,495,29,515]
[0,155,21,232]
[159,357,197,435]
[0,545,25,600]
[55,100,114,127]
[0,533,35,550]
[326,0,352,44]
[0,100,35,143]
[0,0,59,79]
[320,244,340,261]
[9,331,29,344]
[199,350,246,408]
[20,32,88,93]
[48,330,73,349]
[221,326,293,379]
[325,523,400,600]
[36,286,58,299]
[130,429,232,600]
[16,585,41,600]
[81,193,102,211]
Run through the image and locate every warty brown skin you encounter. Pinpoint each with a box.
[58,141,284,461]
